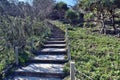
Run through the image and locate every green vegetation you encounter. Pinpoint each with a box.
[50,1,69,20]
[1,0,120,79]
[78,0,120,34]
[55,1,68,11]
[65,9,79,25]
[0,16,51,78]
[52,21,120,80]
[0,0,54,78]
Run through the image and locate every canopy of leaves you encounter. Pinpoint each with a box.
[65,9,79,23]
[79,0,120,12]
[54,1,68,11]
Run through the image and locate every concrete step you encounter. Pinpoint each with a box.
[33,55,65,60]
[45,41,66,44]
[48,38,65,41]
[50,33,65,35]
[32,51,67,55]
[42,44,66,48]
[41,48,67,53]
[49,36,65,38]
[27,60,68,64]
[51,32,64,35]
[50,35,65,38]
[36,48,67,55]
[15,64,64,73]
[13,76,62,80]
[14,64,65,78]
[51,31,64,32]
[14,72,65,78]
[27,55,68,64]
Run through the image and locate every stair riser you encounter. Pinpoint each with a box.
[42,46,66,48]
[48,38,65,41]
[51,34,65,36]
[37,52,67,55]
[45,42,66,44]
[48,39,65,41]
[51,31,65,33]
[27,60,68,64]
[49,37,65,38]
[14,72,65,78]
[51,34,64,35]
[50,34,65,36]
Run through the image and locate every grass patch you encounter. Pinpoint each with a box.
[52,20,120,80]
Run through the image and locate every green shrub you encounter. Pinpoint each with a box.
[65,9,79,24]
[55,1,68,10]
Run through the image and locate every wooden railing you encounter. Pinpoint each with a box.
[65,27,71,61]
[65,27,75,80]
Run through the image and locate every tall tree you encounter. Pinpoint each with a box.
[65,9,78,25]
[54,1,69,20]
[33,0,55,20]
[78,0,120,34]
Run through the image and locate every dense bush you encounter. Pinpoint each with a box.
[65,9,79,25]
[49,1,69,20]
[55,1,68,10]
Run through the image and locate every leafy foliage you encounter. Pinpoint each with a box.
[50,1,69,20]
[65,9,79,24]
[0,0,53,79]
[52,21,120,80]
[0,16,51,78]
[78,0,120,34]
[54,1,68,11]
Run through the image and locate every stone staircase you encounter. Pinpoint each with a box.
[10,25,69,80]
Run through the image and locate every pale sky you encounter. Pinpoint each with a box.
[18,0,76,6]
[56,0,76,6]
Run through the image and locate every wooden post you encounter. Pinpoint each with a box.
[68,43,71,60]
[15,47,19,66]
[66,28,68,41]
[66,27,71,60]
[70,61,75,80]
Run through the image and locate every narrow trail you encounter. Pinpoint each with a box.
[8,25,69,80]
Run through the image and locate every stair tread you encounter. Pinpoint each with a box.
[46,41,66,42]
[33,55,65,60]
[49,38,65,39]
[16,64,64,73]
[14,76,62,80]
[41,48,66,52]
[44,44,66,47]
[48,38,65,41]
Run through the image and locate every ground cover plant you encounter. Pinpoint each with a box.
[52,20,120,80]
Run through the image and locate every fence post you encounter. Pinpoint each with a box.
[70,61,75,80]
[68,43,71,60]
[66,28,68,42]
[66,27,71,60]
[15,47,19,66]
